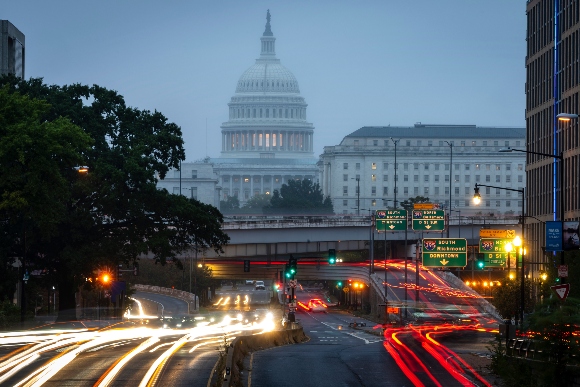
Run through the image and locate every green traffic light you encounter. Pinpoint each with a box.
[338,281,342,286]
[477,261,485,269]
[285,272,291,278]
[329,258,336,265]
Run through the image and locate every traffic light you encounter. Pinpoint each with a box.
[328,249,336,265]
[243,260,250,272]
[284,264,292,279]
[476,254,485,269]
[289,255,297,276]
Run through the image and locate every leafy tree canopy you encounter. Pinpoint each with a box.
[266,179,333,215]
[242,193,271,210]
[220,195,240,211]
[0,75,229,320]
[400,196,430,212]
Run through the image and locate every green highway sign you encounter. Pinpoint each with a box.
[479,238,512,267]
[422,238,467,267]
[480,252,506,267]
[412,209,446,231]
[376,209,407,231]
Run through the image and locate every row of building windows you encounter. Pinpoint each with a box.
[342,185,524,196]
[341,199,523,209]
[350,139,522,147]
[343,174,524,183]
[223,189,272,200]
[230,107,305,120]
[222,175,313,184]
[343,162,524,171]
[237,79,298,90]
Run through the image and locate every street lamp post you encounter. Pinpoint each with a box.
[351,177,360,216]
[444,141,453,238]
[390,138,400,208]
[499,147,566,281]
[474,183,525,325]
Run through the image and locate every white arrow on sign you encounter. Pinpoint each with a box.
[440,259,449,266]
[551,284,571,301]
[425,225,432,229]
[389,225,395,229]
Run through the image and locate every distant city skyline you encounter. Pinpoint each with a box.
[3,1,525,161]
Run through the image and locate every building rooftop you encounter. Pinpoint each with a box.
[345,124,525,139]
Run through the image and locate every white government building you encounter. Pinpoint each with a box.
[318,124,526,216]
[157,11,318,207]
[158,13,527,217]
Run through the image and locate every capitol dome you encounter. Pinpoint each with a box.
[220,10,314,159]
[236,63,300,94]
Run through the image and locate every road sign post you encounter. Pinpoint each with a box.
[479,239,513,267]
[376,209,407,231]
[412,210,446,231]
[551,284,571,301]
[422,238,467,267]
[479,229,516,239]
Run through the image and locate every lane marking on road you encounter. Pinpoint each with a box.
[320,322,382,344]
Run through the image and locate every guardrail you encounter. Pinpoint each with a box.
[436,271,502,320]
[133,284,199,312]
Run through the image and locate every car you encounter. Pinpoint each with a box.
[245,280,254,285]
[307,298,327,313]
[255,280,266,290]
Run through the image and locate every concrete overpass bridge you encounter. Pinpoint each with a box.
[188,215,521,260]
[206,260,372,284]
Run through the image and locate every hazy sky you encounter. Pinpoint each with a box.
[4,1,526,162]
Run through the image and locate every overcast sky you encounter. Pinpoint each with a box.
[4,1,526,162]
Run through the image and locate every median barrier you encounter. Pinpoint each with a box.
[223,324,307,387]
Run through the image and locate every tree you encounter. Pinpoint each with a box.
[0,75,229,321]
[0,85,92,303]
[220,195,240,211]
[242,194,271,210]
[400,196,430,212]
[266,179,333,215]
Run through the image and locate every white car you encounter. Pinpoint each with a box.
[245,280,254,285]
[308,299,327,313]
[255,280,266,290]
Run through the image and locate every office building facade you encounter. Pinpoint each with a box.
[0,20,24,78]
[319,124,526,216]
[526,1,580,268]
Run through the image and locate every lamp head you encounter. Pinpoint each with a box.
[557,113,579,121]
[498,147,513,153]
[473,186,481,205]
[504,242,513,252]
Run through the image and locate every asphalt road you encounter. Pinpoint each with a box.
[249,308,412,386]
[0,272,498,387]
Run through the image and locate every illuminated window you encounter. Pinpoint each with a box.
[371,163,377,170]
[371,174,376,181]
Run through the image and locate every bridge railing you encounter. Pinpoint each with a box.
[222,216,371,229]
[133,284,199,312]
